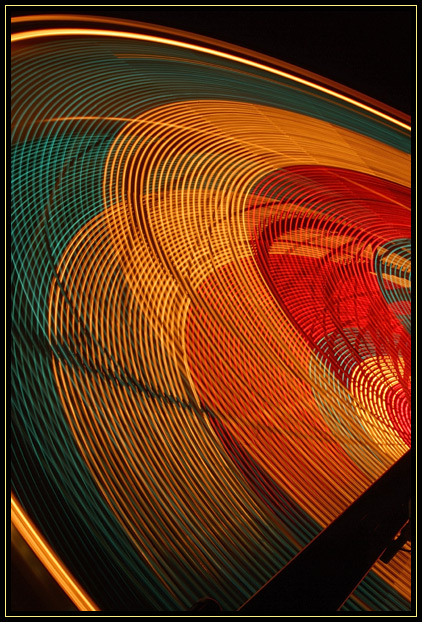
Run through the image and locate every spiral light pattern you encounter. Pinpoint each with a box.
[11,16,411,611]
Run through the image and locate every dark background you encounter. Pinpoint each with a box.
[9,6,414,116]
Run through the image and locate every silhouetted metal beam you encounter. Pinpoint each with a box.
[238,451,411,613]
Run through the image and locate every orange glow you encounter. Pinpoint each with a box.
[11,494,100,611]
[10,27,410,132]
[45,100,409,604]
[11,18,411,611]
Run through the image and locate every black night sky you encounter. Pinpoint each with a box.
[9,6,414,116]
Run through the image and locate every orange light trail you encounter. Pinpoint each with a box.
[11,494,100,611]
[11,16,411,612]
[48,100,410,604]
[10,27,410,132]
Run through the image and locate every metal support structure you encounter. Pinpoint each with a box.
[237,451,411,613]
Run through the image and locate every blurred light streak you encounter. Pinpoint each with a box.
[11,495,100,611]
[11,14,411,612]
[10,26,410,132]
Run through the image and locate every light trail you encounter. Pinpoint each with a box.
[11,27,410,132]
[11,16,411,612]
[11,494,100,611]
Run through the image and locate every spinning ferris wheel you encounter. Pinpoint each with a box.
[10,13,411,613]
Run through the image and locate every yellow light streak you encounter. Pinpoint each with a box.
[11,494,100,611]
[349,357,409,460]
[11,21,411,607]
[11,28,411,132]
[380,273,411,288]
[42,99,409,605]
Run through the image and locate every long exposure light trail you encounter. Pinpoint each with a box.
[11,15,411,612]
[11,494,100,611]
[11,27,410,132]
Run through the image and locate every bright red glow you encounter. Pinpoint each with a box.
[187,166,410,520]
